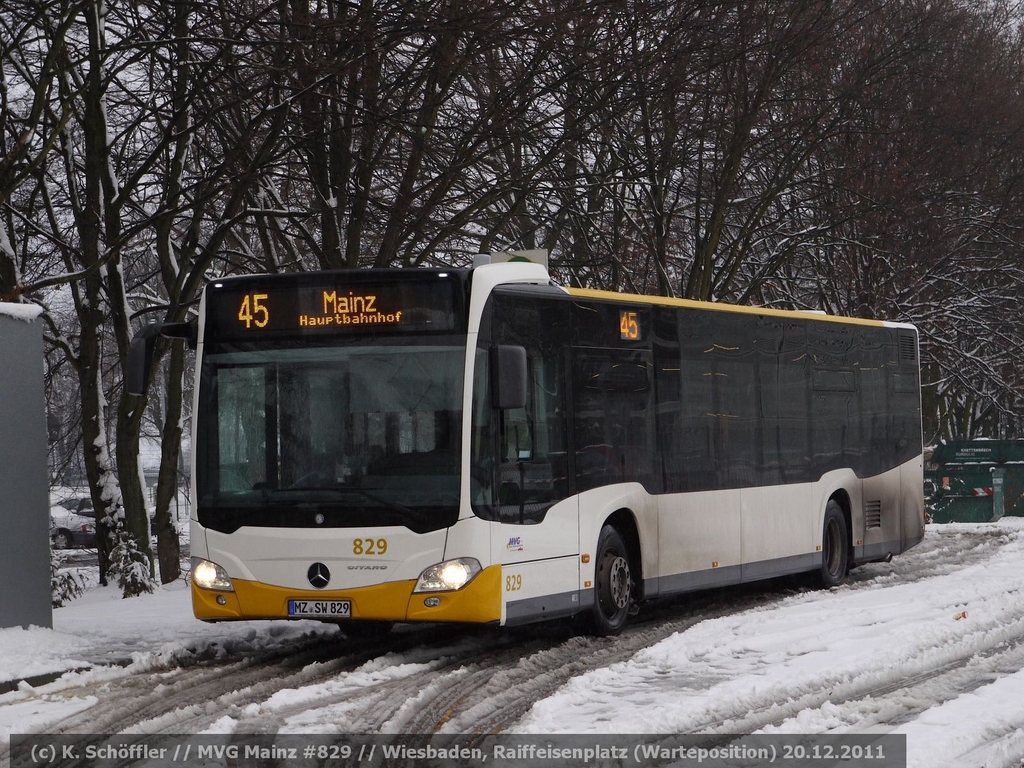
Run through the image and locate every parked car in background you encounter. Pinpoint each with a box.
[50,497,97,548]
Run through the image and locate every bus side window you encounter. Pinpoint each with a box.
[573,350,654,493]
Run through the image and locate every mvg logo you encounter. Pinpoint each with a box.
[506,536,524,552]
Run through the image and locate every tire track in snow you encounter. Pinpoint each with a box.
[6,626,458,738]
[220,629,511,734]
[679,627,1024,736]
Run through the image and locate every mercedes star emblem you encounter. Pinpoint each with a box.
[307,562,331,589]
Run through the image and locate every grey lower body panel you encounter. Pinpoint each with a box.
[647,551,818,599]
[505,589,585,626]
[505,540,912,626]
[856,537,917,565]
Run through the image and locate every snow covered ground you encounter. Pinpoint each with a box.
[3,520,1024,768]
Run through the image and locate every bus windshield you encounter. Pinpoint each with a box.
[195,340,465,534]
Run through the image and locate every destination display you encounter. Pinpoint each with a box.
[205,275,461,340]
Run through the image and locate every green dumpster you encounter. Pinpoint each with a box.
[925,440,1024,523]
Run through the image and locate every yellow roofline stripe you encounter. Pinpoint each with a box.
[565,287,891,328]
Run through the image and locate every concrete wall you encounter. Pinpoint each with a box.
[0,306,52,629]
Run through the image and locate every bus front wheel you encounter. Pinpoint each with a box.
[591,525,632,636]
[818,500,850,588]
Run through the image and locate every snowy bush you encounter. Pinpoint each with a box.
[50,549,85,607]
[109,530,157,597]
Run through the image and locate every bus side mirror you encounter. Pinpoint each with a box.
[491,345,527,410]
[127,321,197,396]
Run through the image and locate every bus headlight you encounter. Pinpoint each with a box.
[191,558,235,592]
[413,558,482,592]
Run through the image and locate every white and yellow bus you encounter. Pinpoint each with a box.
[130,257,924,635]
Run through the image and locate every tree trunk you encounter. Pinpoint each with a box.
[77,274,118,586]
[153,342,185,583]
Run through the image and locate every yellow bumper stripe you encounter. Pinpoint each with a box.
[192,564,503,625]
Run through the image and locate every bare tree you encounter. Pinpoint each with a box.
[798,0,1024,441]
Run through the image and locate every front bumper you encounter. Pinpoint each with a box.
[192,563,503,624]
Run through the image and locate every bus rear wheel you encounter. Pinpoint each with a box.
[818,500,850,588]
[591,526,632,636]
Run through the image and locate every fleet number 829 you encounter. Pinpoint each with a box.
[353,538,388,555]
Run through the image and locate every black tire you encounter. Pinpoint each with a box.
[590,526,632,636]
[818,500,850,588]
[52,530,72,549]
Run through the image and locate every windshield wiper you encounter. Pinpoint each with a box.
[266,486,418,518]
